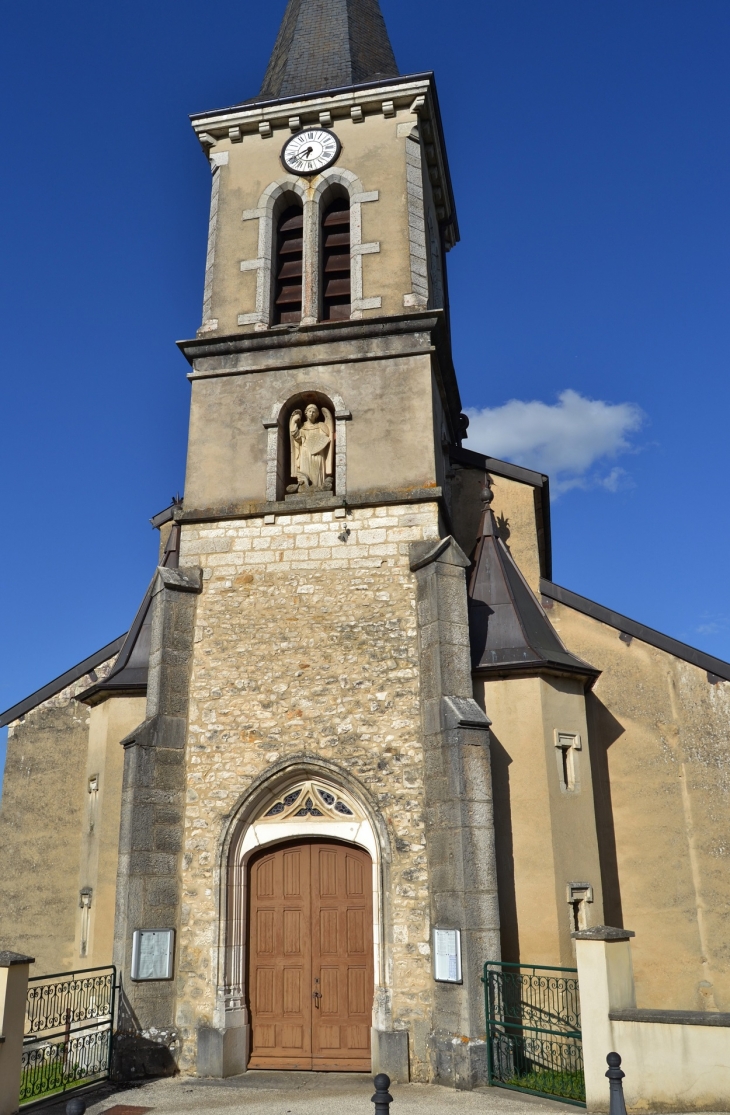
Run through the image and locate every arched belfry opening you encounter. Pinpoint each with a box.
[274,201,304,324]
[321,194,351,321]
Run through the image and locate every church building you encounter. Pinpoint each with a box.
[2,0,730,1091]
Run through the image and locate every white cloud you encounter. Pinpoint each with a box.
[465,389,644,495]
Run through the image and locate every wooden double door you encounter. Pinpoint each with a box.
[247,839,374,1070]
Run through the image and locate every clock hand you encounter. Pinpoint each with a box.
[300,146,314,158]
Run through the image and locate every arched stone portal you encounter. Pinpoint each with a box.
[207,767,387,1078]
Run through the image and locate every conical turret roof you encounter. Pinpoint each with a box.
[468,486,599,683]
[259,0,399,100]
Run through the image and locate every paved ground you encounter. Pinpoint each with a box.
[36,1072,581,1115]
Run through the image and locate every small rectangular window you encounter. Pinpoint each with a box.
[88,774,99,833]
[555,731,581,792]
[567,883,593,932]
[79,888,93,957]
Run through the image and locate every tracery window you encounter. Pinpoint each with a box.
[257,781,360,823]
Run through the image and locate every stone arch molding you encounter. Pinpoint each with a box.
[262,386,352,502]
[210,758,393,1073]
[238,168,381,329]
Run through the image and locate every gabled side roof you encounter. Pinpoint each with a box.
[0,635,127,729]
[541,579,730,684]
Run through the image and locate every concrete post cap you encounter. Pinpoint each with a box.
[571,925,635,941]
[0,951,35,966]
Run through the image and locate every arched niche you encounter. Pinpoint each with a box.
[262,388,352,503]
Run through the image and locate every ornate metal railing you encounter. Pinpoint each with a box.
[20,966,116,1105]
[483,960,585,1106]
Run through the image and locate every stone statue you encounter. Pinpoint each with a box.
[286,404,335,493]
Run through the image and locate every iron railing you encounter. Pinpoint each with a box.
[20,965,116,1105]
[483,960,585,1106]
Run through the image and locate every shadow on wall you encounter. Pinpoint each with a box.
[489,731,520,963]
[586,693,626,929]
[112,985,179,1081]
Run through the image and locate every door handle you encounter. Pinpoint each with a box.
[312,991,321,1008]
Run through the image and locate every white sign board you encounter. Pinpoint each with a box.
[433,927,462,983]
[131,928,175,981]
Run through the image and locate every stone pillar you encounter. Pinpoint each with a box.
[113,564,202,1077]
[573,926,636,1112]
[410,537,500,1089]
[0,951,33,1115]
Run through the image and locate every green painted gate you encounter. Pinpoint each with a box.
[20,965,117,1106]
[483,960,585,1106]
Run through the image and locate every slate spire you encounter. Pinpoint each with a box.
[259,0,399,100]
[468,484,599,682]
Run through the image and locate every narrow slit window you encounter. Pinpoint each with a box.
[555,731,581,792]
[274,205,303,324]
[321,199,351,321]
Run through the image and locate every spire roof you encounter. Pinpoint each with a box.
[259,0,399,101]
[468,487,599,683]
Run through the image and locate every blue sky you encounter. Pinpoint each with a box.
[2,0,729,780]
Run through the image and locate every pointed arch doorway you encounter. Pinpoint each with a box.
[247,838,374,1071]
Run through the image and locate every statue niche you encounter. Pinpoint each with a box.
[286,402,335,494]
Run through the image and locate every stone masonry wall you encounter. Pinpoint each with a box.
[176,502,441,1079]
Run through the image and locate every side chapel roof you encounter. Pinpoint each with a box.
[468,485,599,684]
[76,522,181,706]
[258,0,399,100]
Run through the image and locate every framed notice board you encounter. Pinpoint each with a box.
[433,927,462,983]
[131,928,175,981]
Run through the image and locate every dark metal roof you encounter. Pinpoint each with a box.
[0,635,126,729]
[258,0,399,101]
[468,488,598,683]
[77,523,181,706]
[541,579,730,684]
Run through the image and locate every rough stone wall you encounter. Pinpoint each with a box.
[176,502,441,1079]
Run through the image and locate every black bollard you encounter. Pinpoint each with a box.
[372,1073,393,1115]
[606,1052,628,1115]
[65,1099,86,1115]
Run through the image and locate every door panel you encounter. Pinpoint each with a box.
[248,844,312,1068]
[311,843,373,1070]
[247,839,373,1071]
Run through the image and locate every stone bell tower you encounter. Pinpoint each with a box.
[113,0,500,1089]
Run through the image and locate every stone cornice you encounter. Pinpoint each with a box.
[177,311,463,441]
[190,72,458,247]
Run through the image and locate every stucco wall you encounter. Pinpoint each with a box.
[545,598,730,1011]
[205,109,421,333]
[175,503,442,1079]
[184,347,439,515]
[477,674,604,967]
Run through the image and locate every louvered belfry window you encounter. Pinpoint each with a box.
[321,198,351,321]
[274,204,303,324]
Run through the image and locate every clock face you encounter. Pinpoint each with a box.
[281,128,341,176]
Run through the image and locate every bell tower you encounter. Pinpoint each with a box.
[179,0,462,517]
[114,0,499,1091]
